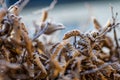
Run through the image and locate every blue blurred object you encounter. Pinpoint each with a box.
[7,0,79,7]
[7,0,108,8]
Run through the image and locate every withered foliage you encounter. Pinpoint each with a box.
[0,0,120,80]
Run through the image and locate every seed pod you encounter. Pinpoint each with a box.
[20,22,28,34]
[50,59,63,78]
[8,6,19,16]
[104,19,111,28]
[63,30,81,40]
[43,22,65,35]
[41,10,48,22]
[8,0,29,15]
[52,40,68,59]
[10,15,22,44]
[0,8,7,22]
[102,20,112,33]
[21,23,34,59]
[34,53,47,74]
[93,17,102,30]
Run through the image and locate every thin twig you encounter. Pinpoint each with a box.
[80,62,116,75]
[32,22,49,41]
[113,28,119,48]
[21,49,27,63]
[73,36,77,48]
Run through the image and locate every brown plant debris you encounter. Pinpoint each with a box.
[0,0,120,80]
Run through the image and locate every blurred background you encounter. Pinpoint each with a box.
[5,0,120,39]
